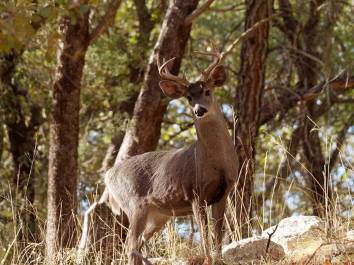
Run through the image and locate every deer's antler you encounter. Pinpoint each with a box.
[196,46,222,82]
[157,54,190,86]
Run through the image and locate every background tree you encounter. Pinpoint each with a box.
[0,0,353,263]
[116,0,201,163]
[233,0,273,237]
[46,0,121,260]
[0,4,47,243]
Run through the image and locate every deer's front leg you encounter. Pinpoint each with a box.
[211,197,227,264]
[192,200,212,265]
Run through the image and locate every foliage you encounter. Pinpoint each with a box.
[0,0,353,263]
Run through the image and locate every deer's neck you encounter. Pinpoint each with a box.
[194,103,235,166]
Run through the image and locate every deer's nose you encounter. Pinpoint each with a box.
[194,106,208,117]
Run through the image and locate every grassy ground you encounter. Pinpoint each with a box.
[1,132,353,264]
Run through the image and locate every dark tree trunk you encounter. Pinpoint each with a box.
[233,0,272,238]
[0,7,46,244]
[0,51,42,242]
[116,0,199,164]
[277,0,333,217]
[46,6,89,260]
[302,113,330,217]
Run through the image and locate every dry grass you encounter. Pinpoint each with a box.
[1,129,353,264]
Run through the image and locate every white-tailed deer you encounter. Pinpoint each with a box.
[78,51,238,265]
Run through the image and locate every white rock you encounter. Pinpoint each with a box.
[262,215,326,261]
[222,236,285,264]
[346,230,354,241]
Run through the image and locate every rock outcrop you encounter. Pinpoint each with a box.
[150,216,354,264]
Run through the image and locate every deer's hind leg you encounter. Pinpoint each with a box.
[143,213,169,247]
[127,207,148,265]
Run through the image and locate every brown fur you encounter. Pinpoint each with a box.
[79,65,238,265]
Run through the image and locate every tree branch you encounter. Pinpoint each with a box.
[302,75,354,100]
[221,14,277,61]
[260,74,354,125]
[184,0,216,25]
[89,0,123,44]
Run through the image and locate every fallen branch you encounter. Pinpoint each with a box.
[265,224,279,254]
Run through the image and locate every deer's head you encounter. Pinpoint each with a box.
[158,52,226,119]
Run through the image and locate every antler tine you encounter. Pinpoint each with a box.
[198,44,222,82]
[156,54,190,86]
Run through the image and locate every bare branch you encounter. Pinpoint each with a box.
[302,75,354,100]
[184,0,216,25]
[89,0,122,44]
[266,224,279,253]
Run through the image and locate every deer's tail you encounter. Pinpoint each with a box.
[78,188,109,251]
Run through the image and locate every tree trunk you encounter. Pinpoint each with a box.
[90,2,156,261]
[302,114,330,217]
[233,0,272,238]
[116,0,199,164]
[277,0,333,217]
[46,6,89,261]
[0,51,42,242]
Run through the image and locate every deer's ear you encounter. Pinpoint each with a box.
[159,80,186,99]
[208,65,227,87]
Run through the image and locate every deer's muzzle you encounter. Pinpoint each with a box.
[194,105,208,118]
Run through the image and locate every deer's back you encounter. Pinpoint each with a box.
[104,147,199,213]
[105,145,228,216]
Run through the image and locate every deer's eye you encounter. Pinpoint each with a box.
[205,90,210,96]
[187,96,192,102]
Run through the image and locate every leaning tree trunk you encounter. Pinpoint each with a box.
[233,0,272,238]
[90,2,155,262]
[116,0,199,164]
[46,5,89,261]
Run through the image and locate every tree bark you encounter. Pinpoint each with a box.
[116,0,199,164]
[46,5,89,261]
[233,0,272,238]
